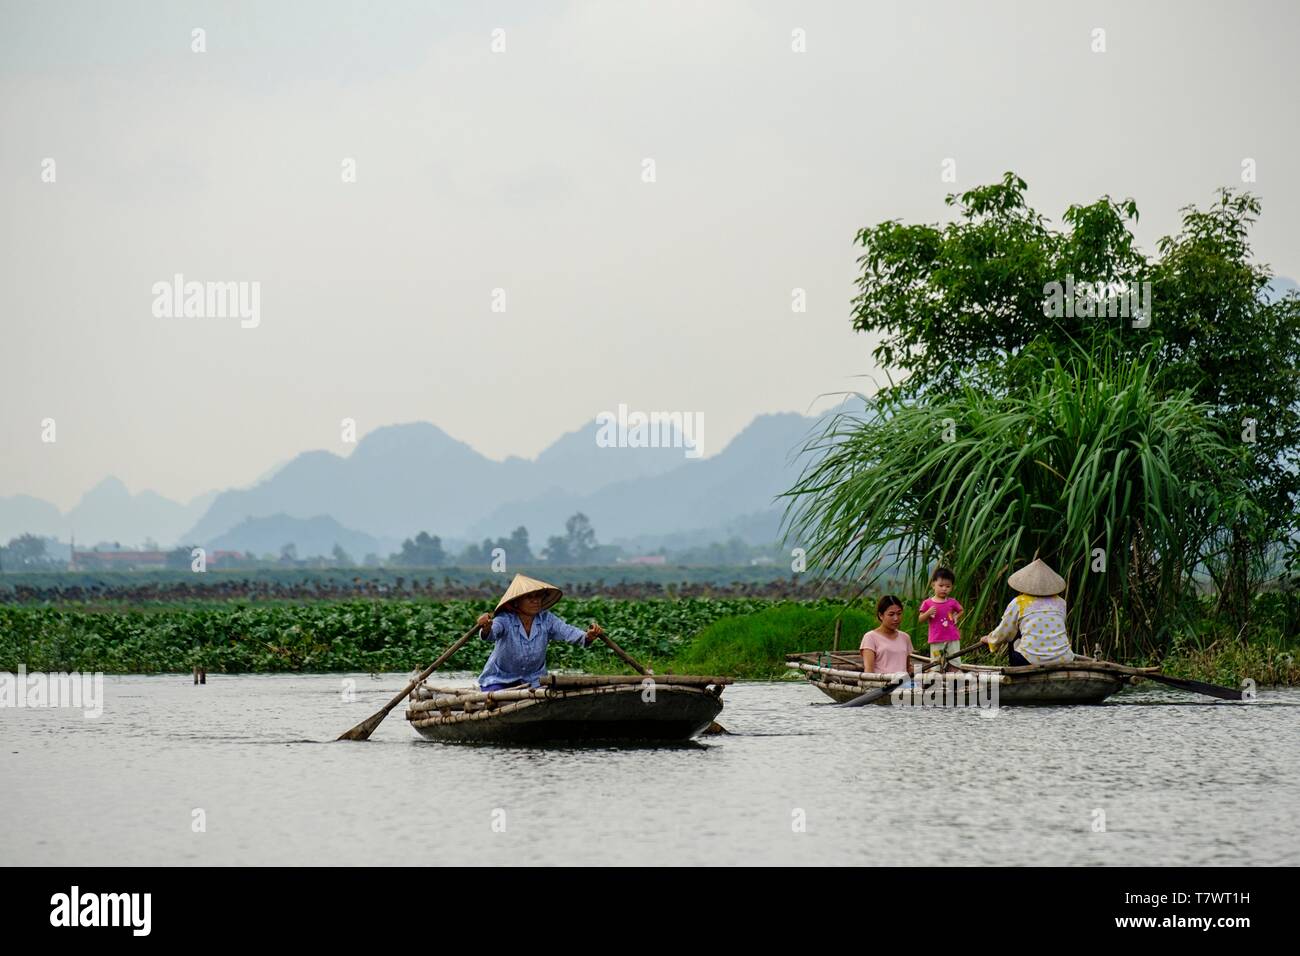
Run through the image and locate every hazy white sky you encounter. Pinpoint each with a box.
[3,0,1298,509]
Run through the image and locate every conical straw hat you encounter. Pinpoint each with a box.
[1007,558,1066,596]
[494,573,563,614]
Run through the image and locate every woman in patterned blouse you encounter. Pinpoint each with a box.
[979,559,1074,666]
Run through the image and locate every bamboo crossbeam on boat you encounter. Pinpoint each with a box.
[412,674,731,702]
[407,682,716,728]
[789,656,1159,679]
[410,696,545,725]
[788,662,873,682]
[792,662,987,681]
[813,679,865,693]
[407,680,718,716]
[785,651,931,668]
[956,658,1159,681]
[541,674,731,688]
[409,688,551,711]
[988,659,1161,677]
[785,651,865,664]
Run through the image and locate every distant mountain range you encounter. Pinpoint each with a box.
[0,409,835,557]
[207,514,396,561]
[463,412,816,543]
[8,276,1294,558]
[0,478,217,549]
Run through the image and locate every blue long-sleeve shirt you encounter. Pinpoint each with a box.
[477,610,588,689]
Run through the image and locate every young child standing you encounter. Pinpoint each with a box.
[918,567,964,665]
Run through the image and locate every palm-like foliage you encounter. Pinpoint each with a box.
[782,348,1250,658]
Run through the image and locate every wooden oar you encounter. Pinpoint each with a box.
[1002,641,1243,701]
[837,640,983,708]
[593,622,729,735]
[337,623,480,741]
[1018,644,1244,701]
[1133,671,1244,701]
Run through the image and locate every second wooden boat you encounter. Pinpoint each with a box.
[786,652,1158,705]
[406,673,729,743]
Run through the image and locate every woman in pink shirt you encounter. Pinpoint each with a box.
[860,595,916,676]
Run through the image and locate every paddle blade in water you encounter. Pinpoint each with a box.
[1145,673,1244,701]
[337,713,384,741]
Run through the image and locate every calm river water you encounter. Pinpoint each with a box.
[3,673,1298,865]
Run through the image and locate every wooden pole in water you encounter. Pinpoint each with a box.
[833,618,842,652]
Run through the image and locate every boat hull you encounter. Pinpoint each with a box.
[406,680,725,743]
[787,656,1145,706]
[806,671,1124,705]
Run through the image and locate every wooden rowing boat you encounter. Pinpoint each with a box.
[405,673,730,743]
[786,651,1160,705]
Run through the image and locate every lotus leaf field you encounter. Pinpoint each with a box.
[0,598,795,675]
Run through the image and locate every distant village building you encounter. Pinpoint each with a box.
[70,548,245,570]
[71,550,169,570]
[618,554,667,566]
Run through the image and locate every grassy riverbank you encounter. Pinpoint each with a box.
[2,597,1295,686]
[666,603,877,679]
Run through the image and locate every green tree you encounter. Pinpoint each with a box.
[458,538,494,565]
[541,516,599,565]
[504,526,533,563]
[847,173,1300,624]
[1149,191,1300,622]
[565,513,597,564]
[542,535,571,564]
[851,172,1147,399]
[393,531,446,567]
[3,534,50,568]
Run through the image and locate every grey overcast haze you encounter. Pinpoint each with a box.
[2,0,1298,511]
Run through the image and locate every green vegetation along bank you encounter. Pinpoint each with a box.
[2,597,1295,687]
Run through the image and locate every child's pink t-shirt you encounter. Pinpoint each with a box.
[860,629,912,674]
[919,597,963,644]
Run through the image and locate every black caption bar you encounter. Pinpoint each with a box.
[1,866,1273,943]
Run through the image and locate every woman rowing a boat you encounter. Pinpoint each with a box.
[476,573,605,693]
[979,559,1074,665]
